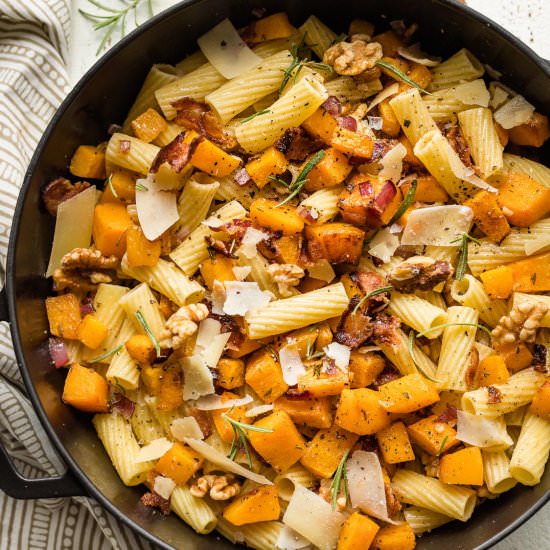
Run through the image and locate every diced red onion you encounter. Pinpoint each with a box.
[374,181,397,210]
[111,394,136,419]
[359,181,373,197]
[80,301,94,316]
[119,140,131,153]
[234,167,252,186]
[48,338,69,368]
[336,116,357,131]
[285,390,314,400]
[297,206,317,223]
[323,358,338,376]
[322,96,342,116]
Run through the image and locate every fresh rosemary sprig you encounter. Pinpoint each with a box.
[375,60,432,95]
[240,109,273,124]
[387,179,417,226]
[223,413,273,469]
[305,340,324,360]
[79,0,154,55]
[407,331,441,383]
[134,310,161,357]
[352,286,394,315]
[437,435,449,457]
[89,344,123,363]
[105,174,118,198]
[452,233,482,281]
[135,182,149,192]
[277,149,326,207]
[268,175,291,188]
[330,449,350,511]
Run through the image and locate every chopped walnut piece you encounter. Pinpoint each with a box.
[42,178,90,217]
[159,303,209,350]
[190,474,240,500]
[140,491,171,515]
[53,268,97,293]
[266,263,305,297]
[387,256,453,293]
[61,247,119,271]
[323,40,383,76]
[492,301,548,351]
[318,479,347,511]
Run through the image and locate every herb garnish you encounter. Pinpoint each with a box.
[134,310,161,357]
[387,179,417,226]
[135,182,149,192]
[437,435,449,457]
[330,449,350,510]
[105,174,118,198]
[375,60,432,95]
[352,286,394,315]
[452,233,482,281]
[240,109,273,124]
[89,343,123,363]
[277,149,326,206]
[306,340,324,360]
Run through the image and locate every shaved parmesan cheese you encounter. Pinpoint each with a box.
[195,393,253,411]
[181,355,215,400]
[135,438,173,463]
[308,260,335,283]
[202,215,225,229]
[239,227,269,259]
[368,227,400,263]
[197,19,261,79]
[183,437,272,485]
[398,43,441,66]
[283,485,346,550]
[202,332,232,368]
[136,175,179,240]
[347,451,395,523]
[490,85,510,110]
[446,147,498,193]
[367,82,400,113]
[195,318,222,349]
[233,265,252,280]
[457,410,513,451]
[276,525,311,550]
[279,346,306,386]
[453,79,490,107]
[494,94,535,129]
[379,143,407,183]
[324,342,350,370]
[223,281,272,316]
[171,417,205,440]
[245,404,274,418]
[401,205,473,246]
[153,475,176,500]
[210,280,226,315]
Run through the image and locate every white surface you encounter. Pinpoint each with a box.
[69,0,550,548]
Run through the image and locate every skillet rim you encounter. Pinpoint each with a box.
[6,0,550,548]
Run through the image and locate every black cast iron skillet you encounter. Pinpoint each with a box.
[1,0,549,548]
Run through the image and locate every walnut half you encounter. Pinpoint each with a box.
[323,40,383,76]
[190,474,240,500]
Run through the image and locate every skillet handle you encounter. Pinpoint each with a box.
[0,442,85,499]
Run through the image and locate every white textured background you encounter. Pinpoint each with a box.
[67,1,550,548]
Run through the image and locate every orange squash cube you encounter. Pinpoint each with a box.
[480,266,513,299]
[379,99,402,137]
[372,31,404,57]
[45,293,81,339]
[275,326,319,357]
[338,512,380,550]
[297,370,348,397]
[508,112,550,147]
[376,421,415,464]
[246,146,288,188]
[508,252,550,293]
[131,108,168,143]
[69,145,106,179]
[155,442,204,485]
[226,336,264,359]
[126,225,161,267]
[302,108,338,143]
[371,523,416,550]
[92,202,132,257]
[191,138,241,177]
[250,198,304,235]
[463,191,511,243]
[77,314,109,349]
[378,373,439,414]
[330,127,374,158]
[407,415,460,456]
[349,351,386,388]
[300,424,358,478]
[62,364,109,413]
[401,175,449,204]
[304,147,352,191]
[335,388,391,435]
[217,358,245,390]
[475,355,510,387]
[245,349,288,403]
[223,485,280,526]
[200,255,236,290]
[125,334,156,364]
[248,410,305,472]
[275,395,332,429]
[109,170,137,201]
[530,379,550,418]
[242,12,295,44]
[305,223,365,265]
[439,446,483,486]
[156,366,183,412]
[211,392,248,443]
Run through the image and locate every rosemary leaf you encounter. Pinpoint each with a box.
[89,344,123,363]
[240,109,273,124]
[222,414,274,434]
[453,233,482,281]
[105,174,118,198]
[375,60,432,95]
[135,182,148,192]
[387,179,417,226]
[134,310,161,357]
[330,449,350,511]
[352,286,393,315]
[407,331,442,383]
[223,414,273,469]
[437,435,449,457]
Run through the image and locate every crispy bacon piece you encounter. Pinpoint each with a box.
[42,178,91,216]
[274,127,325,162]
[372,365,400,389]
[140,491,171,515]
[532,344,548,373]
[357,271,390,303]
[487,385,502,404]
[221,219,252,240]
[150,132,201,173]
[436,404,458,424]
[205,236,237,258]
[335,297,374,348]
[111,394,135,419]
[440,123,473,167]
[372,313,400,347]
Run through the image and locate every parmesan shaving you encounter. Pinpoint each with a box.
[171,417,205,440]
[401,205,474,246]
[489,85,510,110]
[239,227,269,259]
[457,410,513,451]
[135,437,173,463]
[197,18,261,79]
[200,332,231,368]
[279,345,306,386]
[245,404,275,418]
[183,437,272,485]
[195,393,253,411]
[210,280,226,315]
[233,265,252,280]
[446,144,498,193]
[452,79,490,107]
[323,342,350,370]
[397,43,441,66]
[195,318,222,349]
[276,525,311,550]
[181,355,215,400]
[494,94,535,129]
[379,143,407,183]
[367,82,400,113]
[368,227,400,263]
[153,475,176,500]
[136,174,179,240]
[223,281,272,316]
[307,260,335,283]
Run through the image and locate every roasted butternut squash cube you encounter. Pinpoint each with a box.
[304,147,352,191]
[191,138,241,177]
[407,415,460,456]
[379,99,401,137]
[45,293,81,339]
[217,358,245,389]
[330,128,374,158]
[258,234,301,265]
[274,395,332,429]
[69,145,106,179]
[463,190,511,242]
[248,410,306,472]
[125,334,155,364]
[242,12,295,44]
[131,108,168,143]
[508,112,550,147]
[157,366,183,412]
[530,379,550,418]
[245,349,288,403]
[62,364,109,413]
[497,172,550,227]
[378,373,439,414]
[508,252,550,293]
[376,421,415,464]
[439,446,483,485]
[302,108,338,143]
[141,365,163,395]
[335,388,391,435]
[372,31,404,56]
[246,146,288,188]
[211,392,248,442]
[349,351,386,388]
[275,326,319,357]
[480,265,513,299]
[401,175,449,204]
[223,485,280,526]
[126,225,161,267]
[226,336,264,359]
[475,355,510,387]
[92,202,132,257]
[305,223,365,265]
[300,424,358,478]
[109,170,137,201]
[155,442,204,485]
[250,198,304,235]
[77,314,109,349]
[371,523,416,550]
[338,512,380,550]
[499,341,534,373]
[297,369,348,397]
[407,62,433,90]
[200,255,236,290]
